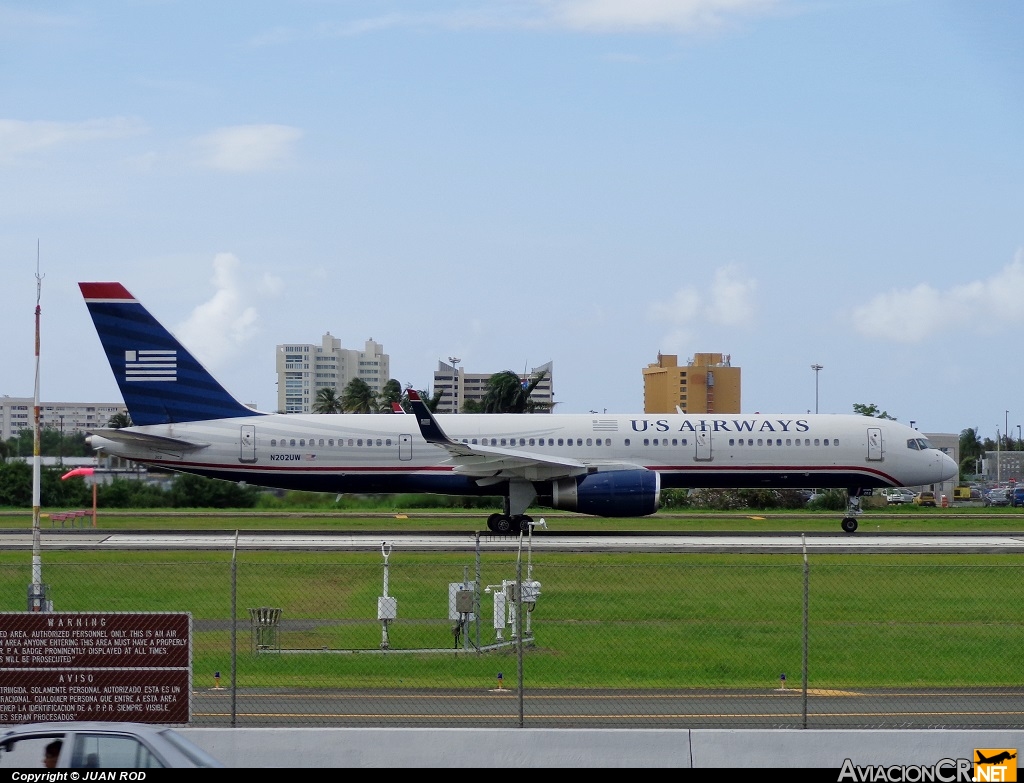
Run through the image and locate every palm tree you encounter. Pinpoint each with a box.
[479,370,550,413]
[107,411,133,428]
[312,387,344,414]
[341,378,377,413]
[377,379,403,413]
[401,387,443,413]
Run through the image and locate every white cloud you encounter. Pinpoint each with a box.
[851,253,1024,343]
[248,0,780,43]
[175,254,281,369]
[192,124,303,172]
[0,117,147,164]
[649,265,757,351]
[546,0,780,33]
[707,265,757,326]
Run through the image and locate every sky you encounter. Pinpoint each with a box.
[1,0,1022,440]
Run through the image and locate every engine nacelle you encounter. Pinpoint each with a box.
[550,469,660,517]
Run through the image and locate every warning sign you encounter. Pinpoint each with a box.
[0,613,191,725]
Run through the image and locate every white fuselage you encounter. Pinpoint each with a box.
[90,412,957,497]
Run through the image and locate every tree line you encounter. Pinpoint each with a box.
[311,370,549,414]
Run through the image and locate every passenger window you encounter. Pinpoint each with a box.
[357,439,363,446]
[824,439,829,446]
[586,438,592,446]
[624,438,630,446]
[729,439,735,446]
[644,439,650,446]
[557,439,564,446]
[318,439,324,447]
[299,439,305,447]
[814,439,820,446]
[757,439,763,446]
[328,439,334,446]
[786,439,791,446]
[376,439,382,446]
[529,439,535,446]
[271,439,277,447]
[833,439,839,446]
[289,439,296,447]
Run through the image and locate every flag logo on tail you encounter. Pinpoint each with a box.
[125,349,177,382]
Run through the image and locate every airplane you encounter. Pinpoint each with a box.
[976,751,1016,765]
[79,282,959,534]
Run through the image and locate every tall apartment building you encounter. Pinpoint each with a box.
[642,353,741,414]
[276,333,390,413]
[433,360,554,414]
[0,396,128,440]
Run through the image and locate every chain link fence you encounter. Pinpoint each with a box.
[0,548,1021,729]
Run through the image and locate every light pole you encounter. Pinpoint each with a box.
[811,364,823,414]
[448,357,460,414]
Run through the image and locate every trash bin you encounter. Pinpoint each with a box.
[248,607,282,652]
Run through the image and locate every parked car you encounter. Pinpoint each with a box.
[0,722,223,769]
[1011,487,1024,507]
[913,491,937,506]
[983,488,1010,507]
[885,488,916,504]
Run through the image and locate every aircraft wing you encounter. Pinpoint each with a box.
[405,391,640,481]
[88,428,210,452]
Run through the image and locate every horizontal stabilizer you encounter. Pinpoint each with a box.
[88,428,210,451]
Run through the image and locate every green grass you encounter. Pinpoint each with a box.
[0,550,1020,690]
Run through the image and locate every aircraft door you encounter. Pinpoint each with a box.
[399,434,412,461]
[240,424,257,464]
[694,431,712,461]
[867,427,883,461]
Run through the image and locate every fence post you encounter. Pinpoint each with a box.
[231,530,238,728]
[802,533,809,729]
[516,530,524,728]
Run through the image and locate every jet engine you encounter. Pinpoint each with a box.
[548,469,660,517]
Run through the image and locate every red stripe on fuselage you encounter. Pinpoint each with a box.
[136,459,898,484]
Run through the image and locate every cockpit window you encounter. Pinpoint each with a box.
[907,439,920,451]
[916,438,931,450]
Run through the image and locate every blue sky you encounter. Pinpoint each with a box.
[1,0,1022,439]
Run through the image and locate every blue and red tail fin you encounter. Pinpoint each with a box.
[79,282,262,426]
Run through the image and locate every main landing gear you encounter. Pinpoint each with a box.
[487,513,533,535]
[841,488,863,534]
[485,480,538,536]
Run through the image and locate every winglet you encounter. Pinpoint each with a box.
[391,402,405,414]
[406,389,451,444]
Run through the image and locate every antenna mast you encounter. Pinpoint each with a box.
[29,241,49,611]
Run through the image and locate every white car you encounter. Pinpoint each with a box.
[0,722,223,768]
[885,488,916,504]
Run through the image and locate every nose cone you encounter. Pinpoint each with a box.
[938,450,958,482]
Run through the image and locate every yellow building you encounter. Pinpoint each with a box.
[643,353,741,414]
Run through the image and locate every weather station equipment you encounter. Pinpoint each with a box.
[448,567,476,651]
[377,542,397,650]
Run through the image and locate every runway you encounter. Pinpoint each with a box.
[3,529,1024,553]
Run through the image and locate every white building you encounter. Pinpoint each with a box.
[276,334,390,413]
[432,360,554,414]
[0,397,128,441]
